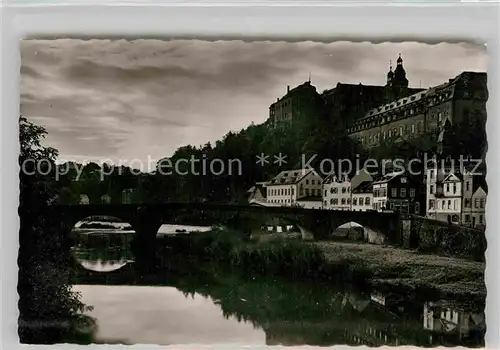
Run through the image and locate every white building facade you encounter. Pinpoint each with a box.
[322,174,351,210]
[426,168,462,224]
[265,168,323,206]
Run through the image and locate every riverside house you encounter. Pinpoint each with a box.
[265,168,323,206]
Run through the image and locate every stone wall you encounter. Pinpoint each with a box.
[401,214,485,261]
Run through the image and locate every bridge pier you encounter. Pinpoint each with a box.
[129,207,164,262]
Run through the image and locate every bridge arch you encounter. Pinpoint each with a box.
[69,214,136,273]
[331,221,386,244]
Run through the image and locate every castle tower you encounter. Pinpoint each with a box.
[386,60,394,86]
[392,53,409,98]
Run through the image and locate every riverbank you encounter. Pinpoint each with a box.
[165,228,485,301]
[314,241,486,300]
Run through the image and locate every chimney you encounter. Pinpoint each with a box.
[287,85,290,93]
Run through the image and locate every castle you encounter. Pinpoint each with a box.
[267,54,488,151]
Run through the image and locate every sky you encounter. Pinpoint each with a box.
[20,39,488,166]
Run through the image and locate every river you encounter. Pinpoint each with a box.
[70,222,485,347]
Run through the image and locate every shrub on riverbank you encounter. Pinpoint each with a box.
[190,228,349,280]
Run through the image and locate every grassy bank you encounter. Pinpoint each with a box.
[314,241,486,300]
[185,228,485,300]
[187,229,376,285]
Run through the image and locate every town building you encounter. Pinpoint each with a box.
[348,71,487,149]
[372,170,422,214]
[79,194,90,205]
[424,158,487,228]
[265,168,323,206]
[461,172,487,228]
[426,166,463,224]
[352,182,373,212]
[322,168,375,211]
[322,173,351,210]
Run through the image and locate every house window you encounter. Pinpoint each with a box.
[324,190,327,197]
[291,188,295,196]
[480,198,485,208]
[353,198,358,205]
[391,188,397,197]
[401,188,407,197]
[429,170,434,179]
[324,200,327,206]
[347,198,351,205]
[475,198,479,208]
[410,188,415,197]
[465,198,470,207]
[333,187,338,194]
[359,197,364,206]
[305,188,310,196]
[466,181,470,191]
[342,187,347,194]
[411,124,415,134]
[453,183,457,194]
[430,185,434,194]
[330,198,334,205]
[446,184,450,192]
[479,215,483,224]
[306,180,309,185]
[448,200,452,209]
[415,202,420,214]
[333,198,338,205]
[312,180,315,185]
[341,198,346,205]
[429,199,435,209]
[465,214,470,222]
[365,197,370,205]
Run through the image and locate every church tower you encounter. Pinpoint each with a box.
[392,53,409,98]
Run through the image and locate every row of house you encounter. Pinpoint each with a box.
[248,162,486,229]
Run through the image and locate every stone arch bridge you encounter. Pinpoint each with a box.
[53,203,401,246]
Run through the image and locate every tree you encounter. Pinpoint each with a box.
[18,115,92,344]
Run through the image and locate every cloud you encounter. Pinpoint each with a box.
[20,39,488,164]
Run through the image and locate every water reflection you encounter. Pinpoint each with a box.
[72,230,485,347]
[71,219,134,273]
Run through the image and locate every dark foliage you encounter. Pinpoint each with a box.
[18,116,92,344]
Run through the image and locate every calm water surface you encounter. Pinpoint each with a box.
[70,223,485,347]
[73,285,265,345]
